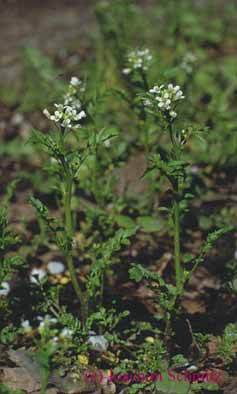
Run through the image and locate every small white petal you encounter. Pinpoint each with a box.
[122,68,131,75]
[0,282,10,296]
[77,110,86,120]
[170,111,177,118]
[21,320,32,333]
[30,268,47,284]
[43,109,51,119]
[70,77,81,86]
[60,328,73,338]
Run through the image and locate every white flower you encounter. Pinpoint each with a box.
[43,108,51,119]
[122,68,131,75]
[21,320,32,333]
[149,87,158,94]
[47,261,65,275]
[30,267,47,284]
[143,99,152,106]
[37,315,57,333]
[0,282,10,296]
[169,111,177,118]
[77,110,86,120]
[123,48,152,75]
[60,327,73,339]
[70,76,81,87]
[144,83,185,119]
[104,139,111,148]
[43,77,86,129]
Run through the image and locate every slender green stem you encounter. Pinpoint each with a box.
[40,367,49,394]
[65,175,73,237]
[174,196,182,293]
[92,145,99,203]
[141,70,149,91]
[64,175,86,323]
[168,122,183,293]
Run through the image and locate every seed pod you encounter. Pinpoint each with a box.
[69,154,81,173]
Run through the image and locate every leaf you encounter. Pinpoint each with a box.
[110,87,130,103]
[156,371,190,394]
[141,166,157,179]
[87,228,137,297]
[129,265,144,282]
[2,179,19,207]
[28,129,64,160]
[29,196,49,220]
[137,216,164,233]
[114,214,136,229]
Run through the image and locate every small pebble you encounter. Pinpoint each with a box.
[88,335,109,352]
[186,364,198,372]
[47,261,65,275]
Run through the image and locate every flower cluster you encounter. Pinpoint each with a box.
[21,315,74,342]
[144,83,185,119]
[43,77,86,130]
[123,48,153,75]
[181,52,196,75]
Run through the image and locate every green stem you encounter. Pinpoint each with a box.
[40,367,49,394]
[64,175,86,323]
[168,122,183,293]
[141,70,149,91]
[93,145,99,203]
[174,196,182,293]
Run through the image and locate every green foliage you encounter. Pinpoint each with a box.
[184,226,233,284]
[0,325,19,345]
[0,181,24,284]
[86,306,129,336]
[0,384,24,394]
[216,323,237,363]
[148,154,187,186]
[154,371,190,394]
[0,208,18,251]
[87,227,137,299]
[0,0,236,385]
[129,263,177,319]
